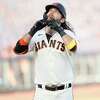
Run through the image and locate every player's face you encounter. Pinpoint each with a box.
[47,8,64,23]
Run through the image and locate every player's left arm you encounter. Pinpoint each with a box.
[47,20,78,52]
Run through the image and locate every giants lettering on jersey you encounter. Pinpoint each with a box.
[34,40,65,52]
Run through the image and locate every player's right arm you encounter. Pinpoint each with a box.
[14,18,47,55]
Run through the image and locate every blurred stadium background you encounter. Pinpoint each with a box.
[0,0,100,100]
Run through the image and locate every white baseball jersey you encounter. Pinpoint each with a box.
[29,28,77,85]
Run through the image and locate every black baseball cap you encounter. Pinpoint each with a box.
[45,3,66,18]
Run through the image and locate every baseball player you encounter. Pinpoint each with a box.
[14,2,78,100]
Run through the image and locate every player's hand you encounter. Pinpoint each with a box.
[47,19,65,37]
[34,19,47,30]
